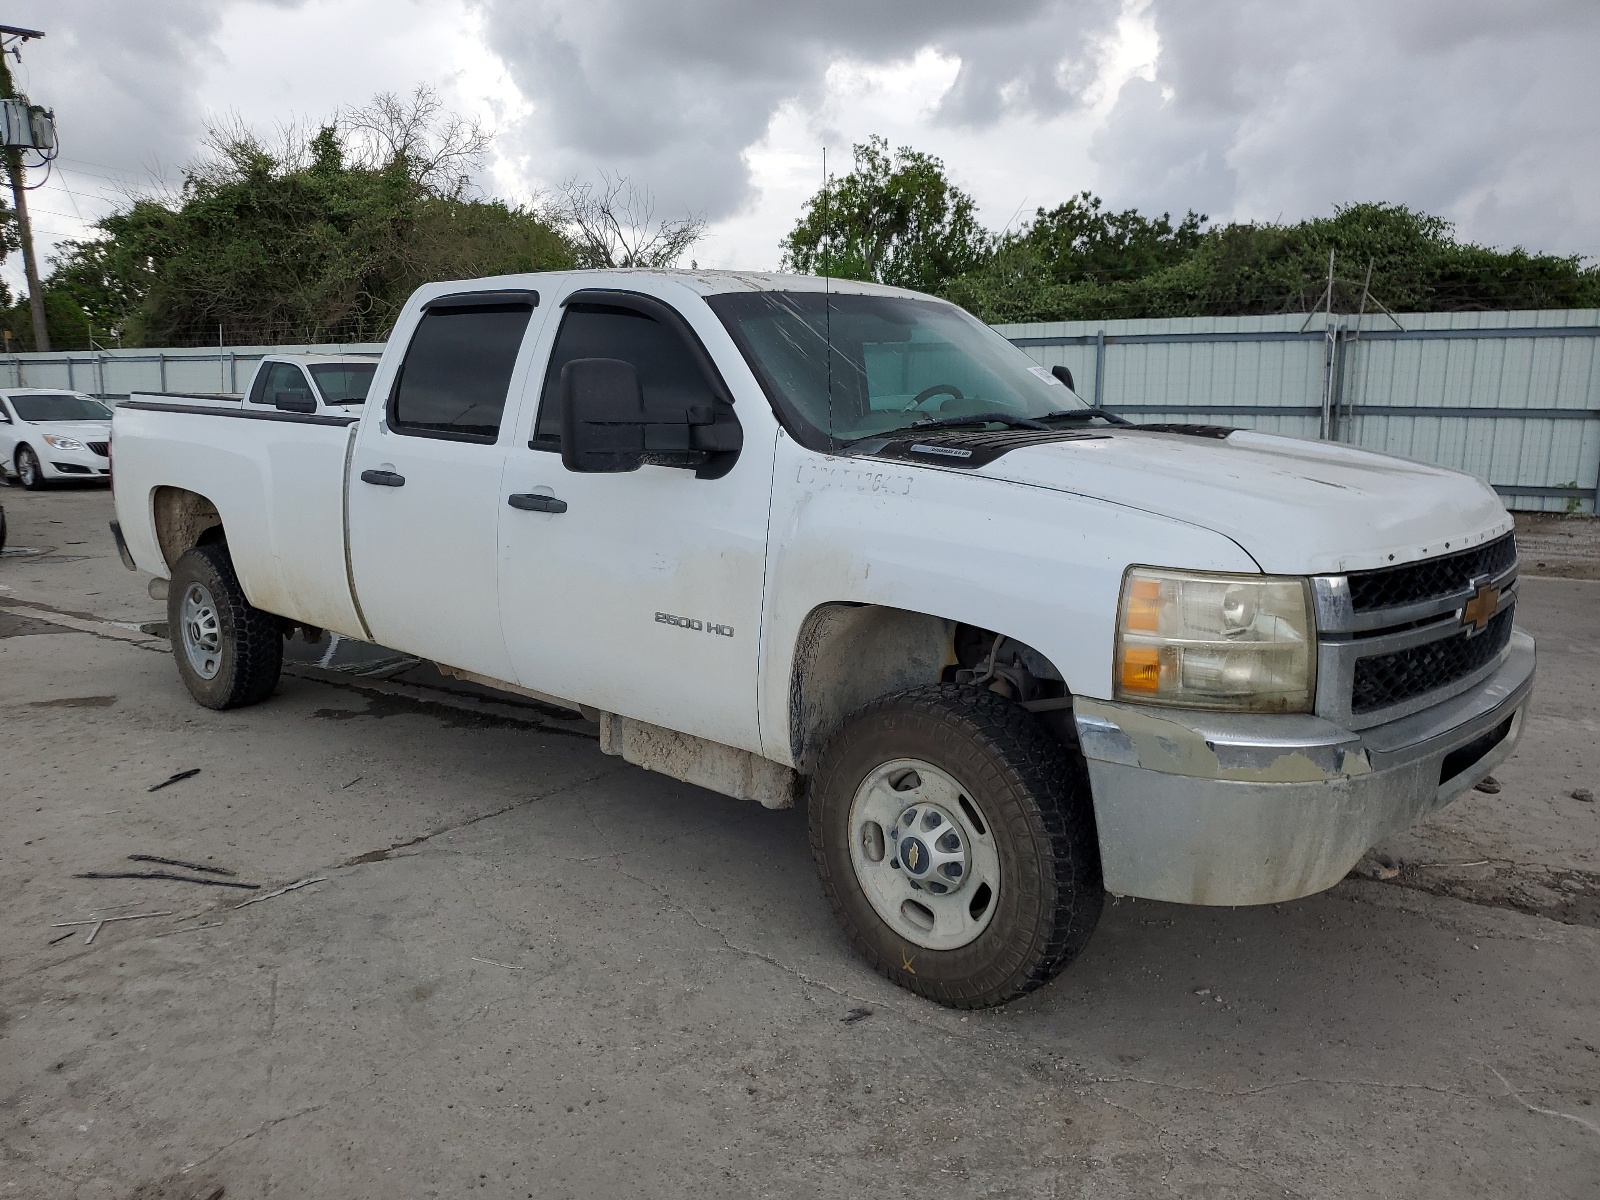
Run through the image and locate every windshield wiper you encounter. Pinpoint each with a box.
[1035,407,1135,428]
[901,411,1053,434]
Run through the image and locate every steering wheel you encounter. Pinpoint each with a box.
[902,383,964,412]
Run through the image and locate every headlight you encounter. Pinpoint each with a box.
[42,435,86,450]
[1114,567,1316,712]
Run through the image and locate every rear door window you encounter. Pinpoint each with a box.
[390,302,535,442]
[531,304,710,448]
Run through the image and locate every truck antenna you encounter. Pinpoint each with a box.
[822,145,833,452]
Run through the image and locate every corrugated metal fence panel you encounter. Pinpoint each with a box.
[2,344,386,400]
[6,316,1597,512]
[999,309,1600,513]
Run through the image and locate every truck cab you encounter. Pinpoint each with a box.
[243,354,378,413]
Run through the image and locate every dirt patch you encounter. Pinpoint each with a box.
[1515,513,1600,579]
[124,1173,227,1200]
[29,694,118,708]
[309,686,592,737]
[0,609,76,638]
[1354,852,1600,928]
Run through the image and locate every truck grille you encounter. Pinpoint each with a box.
[1347,533,1516,611]
[1351,605,1515,714]
[86,441,110,458]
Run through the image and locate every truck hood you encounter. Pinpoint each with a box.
[969,428,1511,574]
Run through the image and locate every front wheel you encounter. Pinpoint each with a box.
[167,542,283,709]
[810,684,1103,1009]
[16,446,44,490]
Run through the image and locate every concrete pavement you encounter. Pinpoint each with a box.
[2,485,1596,1199]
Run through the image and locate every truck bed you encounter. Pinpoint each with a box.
[112,400,367,639]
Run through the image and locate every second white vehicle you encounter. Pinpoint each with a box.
[126,353,378,418]
[0,389,114,488]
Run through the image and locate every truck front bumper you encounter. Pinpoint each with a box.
[1074,629,1535,906]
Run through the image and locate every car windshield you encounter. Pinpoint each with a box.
[705,290,1089,446]
[308,362,377,404]
[10,393,113,422]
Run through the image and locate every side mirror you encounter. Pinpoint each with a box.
[561,357,742,475]
[274,391,317,414]
[1051,364,1076,391]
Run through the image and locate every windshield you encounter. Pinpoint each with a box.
[308,362,377,404]
[705,290,1088,447]
[10,393,113,422]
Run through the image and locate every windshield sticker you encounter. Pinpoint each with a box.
[1029,365,1066,386]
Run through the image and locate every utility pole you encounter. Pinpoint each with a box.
[0,25,48,351]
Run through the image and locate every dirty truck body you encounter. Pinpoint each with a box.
[109,270,1535,1008]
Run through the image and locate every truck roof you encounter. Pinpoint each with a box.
[264,353,382,365]
[411,268,929,304]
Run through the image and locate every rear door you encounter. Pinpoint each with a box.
[347,290,544,680]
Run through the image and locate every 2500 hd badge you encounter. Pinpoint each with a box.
[656,611,734,637]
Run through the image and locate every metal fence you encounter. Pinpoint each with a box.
[998,309,1600,513]
[5,310,1597,513]
[0,343,385,400]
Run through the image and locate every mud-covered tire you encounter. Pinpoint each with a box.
[16,446,44,490]
[167,542,283,710]
[810,683,1103,1009]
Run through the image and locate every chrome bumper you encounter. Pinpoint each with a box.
[1074,629,1535,906]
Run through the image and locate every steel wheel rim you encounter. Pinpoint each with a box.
[180,581,222,680]
[847,757,1001,951]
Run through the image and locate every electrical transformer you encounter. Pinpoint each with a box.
[0,96,54,151]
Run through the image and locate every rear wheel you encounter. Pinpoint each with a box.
[810,684,1103,1009]
[16,446,44,490]
[167,542,283,709]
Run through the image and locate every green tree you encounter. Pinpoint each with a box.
[43,86,575,348]
[947,201,1600,323]
[781,136,992,294]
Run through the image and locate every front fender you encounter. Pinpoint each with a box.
[757,437,1260,765]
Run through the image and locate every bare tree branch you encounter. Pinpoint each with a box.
[554,173,706,268]
[341,84,490,199]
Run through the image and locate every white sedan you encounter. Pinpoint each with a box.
[0,389,114,489]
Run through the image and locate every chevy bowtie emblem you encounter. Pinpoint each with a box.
[1461,582,1500,632]
[906,842,921,870]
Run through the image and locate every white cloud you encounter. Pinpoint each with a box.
[6,0,1599,304]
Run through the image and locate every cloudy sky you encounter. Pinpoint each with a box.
[7,0,1600,299]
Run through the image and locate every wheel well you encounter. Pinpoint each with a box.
[788,603,1070,774]
[153,486,225,571]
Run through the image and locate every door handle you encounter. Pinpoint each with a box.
[508,493,567,514]
[360,469,405,487]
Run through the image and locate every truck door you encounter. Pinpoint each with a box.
[497,287,770,754]
[347,290,544,681]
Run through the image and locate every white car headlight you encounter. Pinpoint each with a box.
[42,434,86,450]
[1114,567,1316,713]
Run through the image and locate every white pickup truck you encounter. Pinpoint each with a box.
[128,352,378,417]
[108,270,1534,1008]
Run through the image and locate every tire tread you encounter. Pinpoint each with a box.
[809,683,1102,1009]
[170,542,282,709]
